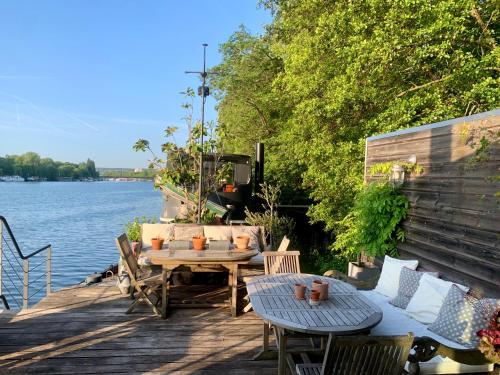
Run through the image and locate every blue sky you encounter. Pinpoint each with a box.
[0,1,270,168]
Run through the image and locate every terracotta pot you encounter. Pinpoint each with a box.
[192,236,207,251]
[312,280,329,300]
[131,241,141,256]
[294,284,307,300]
[310,290,320,304]
[151,237,164,250]
[234,235,250,250]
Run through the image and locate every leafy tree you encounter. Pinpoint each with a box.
[14,152,41,179]
[210,27,306,202]
[0,152,98,180]
[58,163,75,178]
[39,158,58,181]
[85,159,97,177]
[215,0,499,254]
[134,90,229,223]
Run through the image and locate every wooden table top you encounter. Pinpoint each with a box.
[141,248,259,264]
[247,273,383,335]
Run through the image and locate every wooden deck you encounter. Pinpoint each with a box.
[0,277,278,374]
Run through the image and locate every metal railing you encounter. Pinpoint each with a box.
[0,216,51,309]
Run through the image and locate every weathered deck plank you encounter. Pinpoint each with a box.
[0,277,276,374]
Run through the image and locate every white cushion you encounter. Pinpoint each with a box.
[405,274,468,324]
[374,255,418,298]
[231,226,262,251]
[173,224,204,241]
[203,225,232,242]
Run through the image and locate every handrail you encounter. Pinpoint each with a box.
[0,215,52,309]
[0,216,51,259]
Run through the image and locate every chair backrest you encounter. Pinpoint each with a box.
[322,333,414,375]
[262,251,301,275]
[276,235,291,252]
[115,233,139,284]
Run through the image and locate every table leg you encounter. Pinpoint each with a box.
[252,322,278,360]
[230,264,238,317]
[161,269,171,319]
[277,327,287,375]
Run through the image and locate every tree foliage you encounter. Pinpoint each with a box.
[134,90,229,223]
[334,182,409,258]
[0,153,99,180]
[212,0,499,252]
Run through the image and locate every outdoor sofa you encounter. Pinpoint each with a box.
[138,223,267,273]
[140,223,266,252]
[325,256,498,374]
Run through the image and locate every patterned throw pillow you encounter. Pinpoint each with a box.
[390,267,438,309]
[428,285,499,348]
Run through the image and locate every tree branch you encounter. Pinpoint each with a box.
[471,5,497,49]
[243,98,269,130]
[396,75,452,98]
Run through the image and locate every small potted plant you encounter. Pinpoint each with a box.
[125,218,142,255]
[192,235,207,251]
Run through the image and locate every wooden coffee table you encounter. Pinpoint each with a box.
[141,248,258,318]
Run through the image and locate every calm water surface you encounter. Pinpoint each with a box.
[0,181,161,304]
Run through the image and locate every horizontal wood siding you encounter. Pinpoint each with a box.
[366,111,500,297]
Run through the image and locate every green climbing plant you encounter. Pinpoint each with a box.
[334,182,410,258]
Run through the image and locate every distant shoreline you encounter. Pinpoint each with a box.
[0,177,154,182]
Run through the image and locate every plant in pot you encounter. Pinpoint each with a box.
[244,183,295,250]
[192,235,207,250]
[334,181,409,279]
[125,217,142,255]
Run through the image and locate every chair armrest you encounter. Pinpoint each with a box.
[323,269,378,290]
[407,336,491,375]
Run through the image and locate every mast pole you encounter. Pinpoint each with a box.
[197,44,208,224]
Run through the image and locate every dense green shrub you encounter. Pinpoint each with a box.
[334,183,409,258]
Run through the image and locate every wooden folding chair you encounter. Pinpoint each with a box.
[115,233,163,316]
[296,333,414,375]
[263,250,301,275]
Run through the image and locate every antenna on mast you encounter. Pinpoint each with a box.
[185,43,215,224]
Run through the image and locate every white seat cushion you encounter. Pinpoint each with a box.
[173,224,204,241]
[361,290,494,374]
[203,225,232,242]
[141,223,174,246]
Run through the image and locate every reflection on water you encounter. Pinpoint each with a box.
[0,181,161,303]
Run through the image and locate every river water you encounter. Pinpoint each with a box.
[0,181,161,306]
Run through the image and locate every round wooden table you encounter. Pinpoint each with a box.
[247,273,383,374]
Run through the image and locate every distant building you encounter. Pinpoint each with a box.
[134,168,143,173]
[0,175,25,182]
